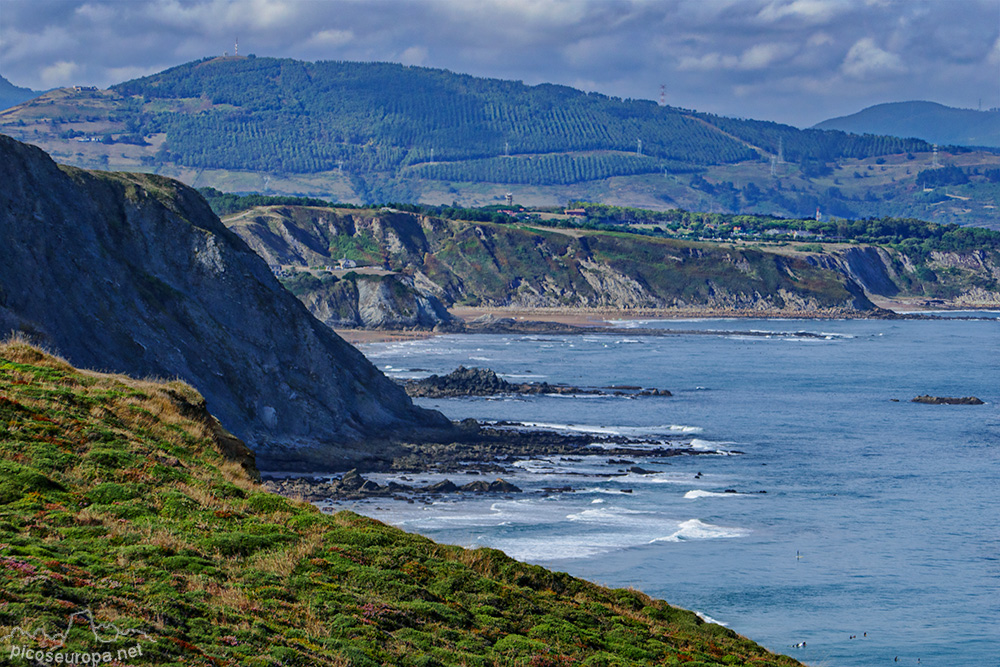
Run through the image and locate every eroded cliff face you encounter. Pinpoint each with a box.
[810,246,1000,306]
[291,273,456,329]
[227,206,877,314]
[0,135,452,471]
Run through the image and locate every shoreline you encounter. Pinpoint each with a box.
[262,424,724,503]
[449,305,900,324]
[334,303,999,344]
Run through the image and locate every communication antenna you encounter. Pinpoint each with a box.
[636,138,642,156]
[659,84,666,107]
[505,140,509,157]
[235,37,238,57]
[771,155,777,177]
[932,144,940,168]
[430,148,434,163]
[778,137,784,164]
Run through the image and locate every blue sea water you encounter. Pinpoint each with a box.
[343,317,999,666]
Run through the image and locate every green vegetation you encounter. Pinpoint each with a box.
[198,187,353,216]
[106,57,924,184]
[408,153,690,185]
[568,203,1000,253]
[9,56,1000,225]
[0,339,803,666]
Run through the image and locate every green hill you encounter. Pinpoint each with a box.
[814,101,1000,149]
[107,57,926,177]
[0,339,803,666]
[7,57,1000,227]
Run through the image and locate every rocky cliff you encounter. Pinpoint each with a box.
[808,245,1000,306]
[0,135,452,470]
[226,206,877,314]
[282,271,456,329]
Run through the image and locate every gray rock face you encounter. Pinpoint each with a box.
[292,273,456,329]
[0,135,452,471]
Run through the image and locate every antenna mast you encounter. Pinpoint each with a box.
[235,37,238,56]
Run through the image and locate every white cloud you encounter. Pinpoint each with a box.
[677,43,793,72]
[807,31,834,48]
[40,60,81,87]
[399,46,428,67]
[677,52,739,72]
[989,37,1000,66]
[740,43,793,69]
[841,37,906,79]
[756,0,846,24]
[105,64,163,84]
[307,29,354,49]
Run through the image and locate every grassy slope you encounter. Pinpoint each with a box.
[0,339,803,666]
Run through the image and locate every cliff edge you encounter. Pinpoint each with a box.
[0,134,452,470]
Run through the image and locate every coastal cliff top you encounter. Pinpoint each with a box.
[0,340,802,666]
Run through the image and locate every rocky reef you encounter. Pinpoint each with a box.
[911,395,985,405]
[404,365,671,398]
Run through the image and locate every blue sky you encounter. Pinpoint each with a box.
[1,0,999,127]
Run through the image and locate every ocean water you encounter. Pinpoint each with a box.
[343,317,999,666]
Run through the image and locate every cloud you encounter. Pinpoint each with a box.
[756,0,846,24]
[677,42,794,72]
[307,29,354,49]
[399,46,428,67]
[40,60,81,87]
[841,37,907,79]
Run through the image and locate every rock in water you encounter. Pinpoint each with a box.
[489,478,522,493]
[0,135,453,470]
[911,395,984,405]
[406,366,513,397]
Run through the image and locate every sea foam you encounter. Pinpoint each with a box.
[650,519,749,542]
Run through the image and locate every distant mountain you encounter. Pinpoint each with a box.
[813,101,1000,148]
[0,134,452,470]
[0,57,924,192]
[8,57,1000,227]
[0,75,40,110]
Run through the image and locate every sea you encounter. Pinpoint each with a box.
[336,313,999,667]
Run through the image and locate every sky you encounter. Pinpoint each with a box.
[1,0,999,128]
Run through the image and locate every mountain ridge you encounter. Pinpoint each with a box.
[814,100,1000,149]
[0,74,39,111]
[0,134,453,471]
[13,57,1000,227]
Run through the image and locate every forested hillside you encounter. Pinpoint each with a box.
[7,56,1000,225]
[109,56,925,177]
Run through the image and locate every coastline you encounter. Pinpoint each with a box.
[449,305,901,323]
[334,301,1000,344]
[335,305,900,343]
